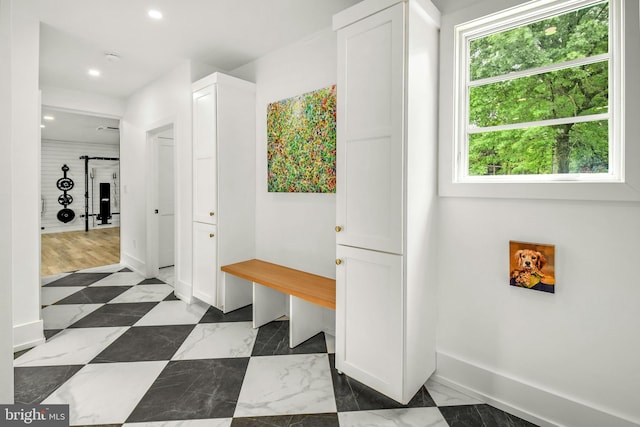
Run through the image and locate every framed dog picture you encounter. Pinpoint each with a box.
[509,241,555,293]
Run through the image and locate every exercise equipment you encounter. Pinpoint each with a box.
[56,164,75,223]
[79,155,120,232]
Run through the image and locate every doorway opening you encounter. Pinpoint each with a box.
[146,123,176,283]
[40,107,121,276]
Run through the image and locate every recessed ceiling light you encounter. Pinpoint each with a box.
[40,124,45,128]
[148,10,163,20]
[43,115,55,121]
[88,69,101,77]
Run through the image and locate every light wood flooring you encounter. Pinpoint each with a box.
[41,227,120,276]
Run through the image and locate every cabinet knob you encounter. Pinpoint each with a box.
[209,233,215,238]
[335,226,342,232]
[209,212,215,216]
[335,259,342,265]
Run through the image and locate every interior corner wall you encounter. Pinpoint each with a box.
[230,27,338,334]
[120,62,192,291]
[435,1,640,426]
[0,0,14,404]
[10,1,44,352]
[230,27,338,280]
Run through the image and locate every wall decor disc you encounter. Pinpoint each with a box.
[57,208,75,223]
[58,194,73,206]
[56,177,74,191]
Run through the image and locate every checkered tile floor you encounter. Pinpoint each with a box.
[14,265,537,426]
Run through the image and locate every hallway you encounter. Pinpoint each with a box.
[14,265,535,426]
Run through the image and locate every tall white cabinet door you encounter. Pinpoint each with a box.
[192,222,217,306]
[336,3,404,255]
[335,245,403,400]
[193,85,217,224]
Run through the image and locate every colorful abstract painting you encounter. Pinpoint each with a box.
[267,85,336,193]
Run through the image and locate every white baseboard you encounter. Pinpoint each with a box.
[434,351,639,427]
[13,320,45,352]
[175,279,193,304]
[121,252,145,277]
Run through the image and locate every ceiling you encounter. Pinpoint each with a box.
[41,107,120,145]
[31,0,467,144]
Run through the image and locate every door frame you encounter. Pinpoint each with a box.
[145,119,176,279]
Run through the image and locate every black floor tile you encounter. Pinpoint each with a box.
[14,365,83,404]
[164,292,180,301]
[68,302,158,328]
[126,358,250,422]
[137,278,166,285]
[231,413,340,427]
[439,404,538,427]
[44,329,63,340]
[54,286,131,304]
[91,325,195,363]
[119,267,133,272]
[251,320,327,356]
[329,354,435,412]
[200,304,253,323]
[44,273,111,287]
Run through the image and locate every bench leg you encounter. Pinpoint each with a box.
[289,295,324,348]
[222,274,252,314]
[253,282,287,329]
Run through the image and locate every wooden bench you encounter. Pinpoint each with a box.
[221,259,336,347]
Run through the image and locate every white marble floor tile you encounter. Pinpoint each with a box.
[41,286,84,306]
[109,284,174,304]
[338,407,448,427]
[425,378,483,406]
[325,333,335,353]
[41,303,104,329]
[14,327,128,367]
[43,361,167,425]
[90,271,146,287]
[41,272,71,285]
[234,354,336,417]
[134,300,209,326]
[157,266,175,285]
[172,322,258,360]
[76,263,125,273]
[123,419,232,427]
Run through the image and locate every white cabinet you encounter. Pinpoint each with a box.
[334,0,441,404]
[192,222,217,304]
[191,72,256,310]
[193,84,218,224]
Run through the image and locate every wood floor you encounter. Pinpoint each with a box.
[41,227,120,276]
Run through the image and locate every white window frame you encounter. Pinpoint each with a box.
[453,0,623,185]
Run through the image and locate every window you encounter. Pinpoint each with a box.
[454,0,622,183]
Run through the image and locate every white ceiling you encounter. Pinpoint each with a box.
[34,0,363,99]
[41,107,120,145]
[31,0,467,144]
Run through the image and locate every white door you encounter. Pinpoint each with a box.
[193,85,217,224]
[336,4,404,255]
[192,222,217,306]
[158,137,174,268]
[335,244,404,401]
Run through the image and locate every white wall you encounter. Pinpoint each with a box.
[230,28,338,280]
[120,61,193,298]
[0,0,14,404]
[41,86,125,118]
[41,140,120,233]
[230,28,338,334]
[435,1,640,426]
[11,0,44,352]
